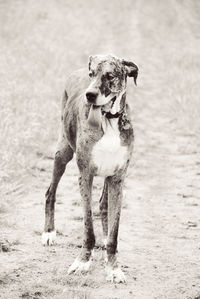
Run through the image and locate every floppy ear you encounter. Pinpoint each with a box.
[122,60,138,85]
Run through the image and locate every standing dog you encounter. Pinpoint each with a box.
[42,54,138,283]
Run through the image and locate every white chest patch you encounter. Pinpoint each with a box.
[92,118,127,177]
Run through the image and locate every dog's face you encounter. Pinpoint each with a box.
[85,54,138,107]
[86,55,138,106]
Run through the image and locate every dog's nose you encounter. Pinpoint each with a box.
[86,91,98,103]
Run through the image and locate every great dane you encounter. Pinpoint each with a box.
[42,54,138,283]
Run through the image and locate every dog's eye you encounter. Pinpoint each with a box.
[107,73,115,81]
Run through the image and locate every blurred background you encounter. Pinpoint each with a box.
[0,0,199,199]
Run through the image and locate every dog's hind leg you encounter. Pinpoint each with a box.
[99,178,108,247]
[42,137,74,246]
[68,172,95,274]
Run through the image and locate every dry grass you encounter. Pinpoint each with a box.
[0,0,199,205]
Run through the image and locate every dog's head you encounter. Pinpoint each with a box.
[85,54,138,106]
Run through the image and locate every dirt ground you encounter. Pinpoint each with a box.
[1,0,200,298]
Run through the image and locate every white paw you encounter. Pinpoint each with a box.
[42,231,56,246]
[67,258,91,274]
[106,267,126,283]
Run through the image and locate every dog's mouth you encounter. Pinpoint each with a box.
[87,96,117,128]
[101,96,117,113]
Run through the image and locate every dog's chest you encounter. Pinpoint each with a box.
[92,118,128,177]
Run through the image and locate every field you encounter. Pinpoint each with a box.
[1,0,200,298]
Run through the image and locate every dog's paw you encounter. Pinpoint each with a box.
[103,238,107,248]
[106,266,126,283]
[67,258,91,274]
[42,231,56,246]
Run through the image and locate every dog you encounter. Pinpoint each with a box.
[42,54,138,283]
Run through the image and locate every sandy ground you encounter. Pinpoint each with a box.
[1,0,200,298]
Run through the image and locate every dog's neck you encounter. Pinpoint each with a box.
[103,111,121,119]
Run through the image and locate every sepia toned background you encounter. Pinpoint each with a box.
[0,0,200,298]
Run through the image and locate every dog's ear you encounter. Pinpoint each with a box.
[88,55,97,70]
[122,60,138,85]
[88,56,93,70]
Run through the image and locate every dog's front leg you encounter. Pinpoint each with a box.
[42,142,74,246]
[68,172,95,274]
[105,175,126,283]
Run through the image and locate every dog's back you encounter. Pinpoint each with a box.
[61,69,89,151]
[62,69,88,115]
